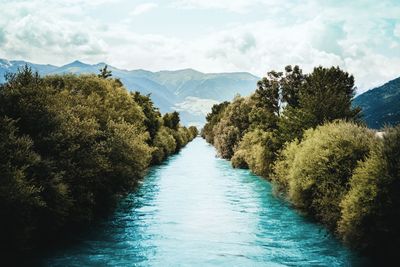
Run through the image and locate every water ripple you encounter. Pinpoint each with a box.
[41,138,368,267]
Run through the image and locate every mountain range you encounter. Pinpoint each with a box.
[353,77,400,129]
[0,58,399,129]
[0,59,259,126]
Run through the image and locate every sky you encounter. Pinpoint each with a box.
[0,0,400,93]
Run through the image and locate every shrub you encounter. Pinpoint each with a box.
[213,122,241,159]
[232,129,279,177]
[188,126,198,139]
[152,126,177,163]
[338,125,400,254]
[272,139,300,194]
[273,121,376,230]
[212,97,253,159]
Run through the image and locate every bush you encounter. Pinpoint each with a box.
[272,139,299,194]
[202,102,229,144]
[213,123,241,159]
[188,126,198,139]
[338,125,400,254]
[273,121,376,230]
[232,129,279,177]
[212,97,252,159]
[152,126,177,164]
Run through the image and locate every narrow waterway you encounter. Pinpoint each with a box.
[41,138,367,266]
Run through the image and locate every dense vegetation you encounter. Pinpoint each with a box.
[202,65,400,257]
[0,59,259,125]
[0,66,197,253]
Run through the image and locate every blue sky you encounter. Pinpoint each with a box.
[0,0,399,92]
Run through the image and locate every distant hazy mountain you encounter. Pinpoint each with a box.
[0,59,259,125]
[354,77,400,129]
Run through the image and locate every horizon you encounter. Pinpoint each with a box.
[0,57,260,76]
[1,57,398,93]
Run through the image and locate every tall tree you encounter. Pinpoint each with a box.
[98,65,112,79]
[299,66,361,125]
[163,111,180,130]
[132,92,161,142]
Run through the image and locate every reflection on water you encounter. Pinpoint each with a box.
[41,138,367,266]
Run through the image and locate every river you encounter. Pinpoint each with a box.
[39,138,367,266]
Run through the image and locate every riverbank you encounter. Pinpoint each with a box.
[202,65,400,259]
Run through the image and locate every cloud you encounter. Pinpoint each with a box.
[0,0,399,93]
[130,3,158,16]
[395,24,400,38]
[0,0,108,64]
[172,0,292,13]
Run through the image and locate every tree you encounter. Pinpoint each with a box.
[98,65,112,79]
[253,70,281,116]
[281,65,305,108]
[163,111,180,130]
[202,101,229,144]
[132,92,161,142]
[279,66,361,142]
[299,66,360,125]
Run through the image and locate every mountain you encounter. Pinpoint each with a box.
[0,59,58,77]
[354,77,400,129]
[0,59,259,125]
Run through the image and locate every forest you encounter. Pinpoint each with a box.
[0,66,198,253]
[202,65,400,257]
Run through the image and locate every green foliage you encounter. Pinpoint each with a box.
[205,64,362,162]
[213,96,253,159]
[202,101,229,144]
[188,126,198,139]
[152,126,177,164]
[0,117,46,251]
[0,66,194,252]
[204,63,399,256]
[279,66,361,142]
[163,111,180,130]
[272,139,299,194]
[273,122,376,230]
[132,92,162,141]
[98,65,112,79]
[213,123,241,159]
[338,125,400,254]
[299,66,361,125]
[232,129,279,177]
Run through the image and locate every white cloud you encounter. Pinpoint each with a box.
[0,0,399,93]
[130,3,158,16]
[0,0,109,64]
[395,24,400,38]
[172,0,291,13]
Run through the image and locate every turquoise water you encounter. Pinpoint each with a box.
[41,138,367,266]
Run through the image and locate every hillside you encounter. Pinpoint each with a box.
[0,59,259,125]
[354,77,400,129]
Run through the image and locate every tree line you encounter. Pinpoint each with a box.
[202,65,400,258]
[0,66,198,253]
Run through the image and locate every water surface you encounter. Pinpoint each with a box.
[41,138,366,266]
